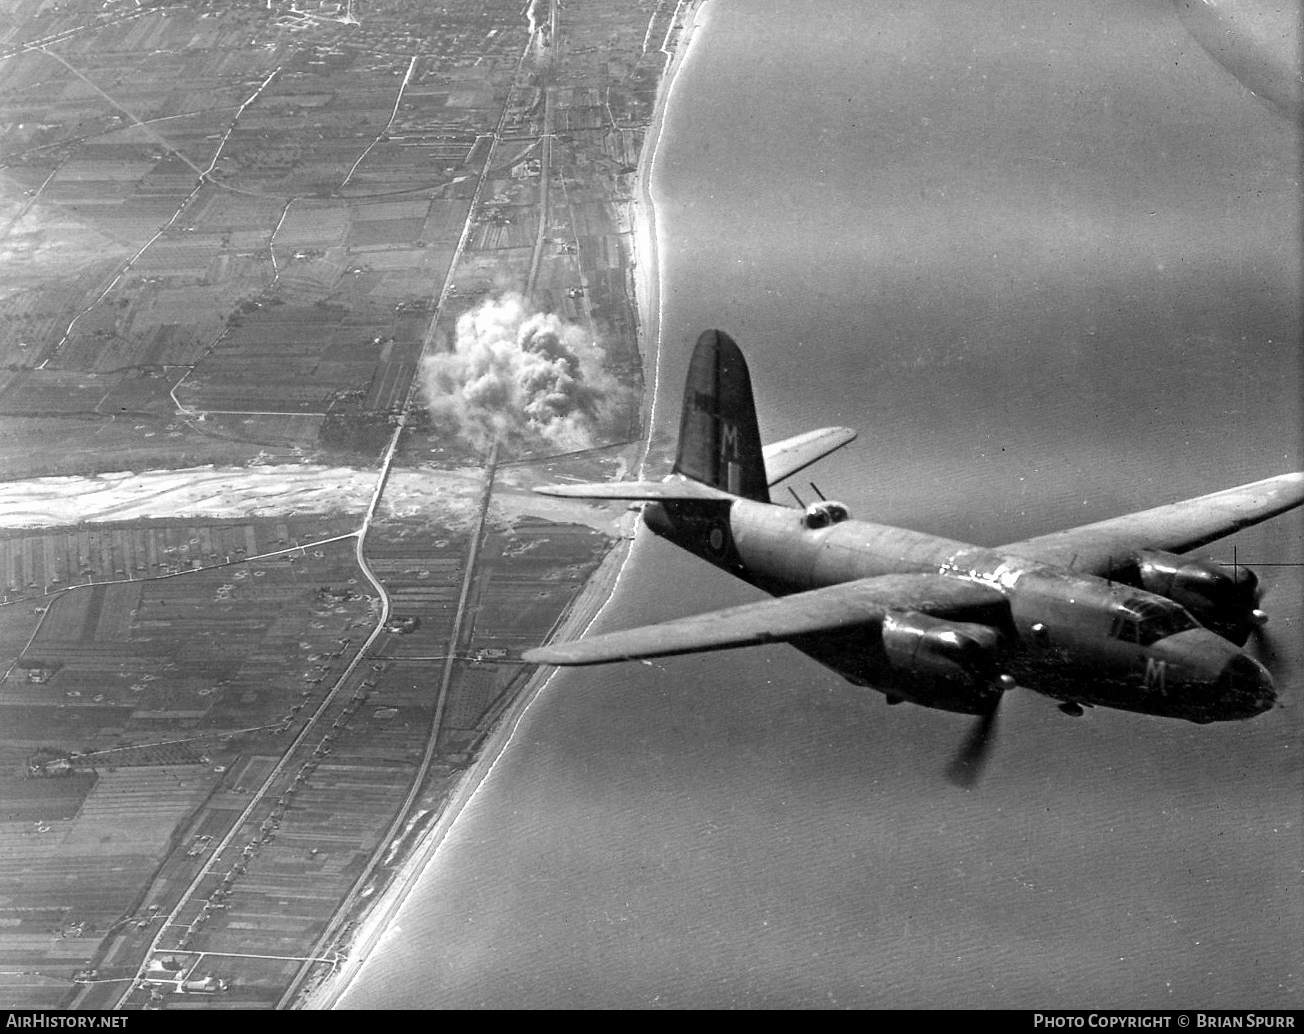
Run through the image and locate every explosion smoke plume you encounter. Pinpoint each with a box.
[421,293,628,455]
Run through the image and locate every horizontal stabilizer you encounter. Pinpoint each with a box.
[532,475,735,502]
[522,572,1007,666]
[763,427,858,486]
[532,426,858,501]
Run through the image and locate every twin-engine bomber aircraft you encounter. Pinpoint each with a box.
[523,330,1304,784]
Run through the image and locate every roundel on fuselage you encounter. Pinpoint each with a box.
[705,519,730,559]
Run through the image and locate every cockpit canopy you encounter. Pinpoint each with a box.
[802,500,850,529]
[1111,595,1198,646]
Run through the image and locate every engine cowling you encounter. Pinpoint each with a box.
[881,612,1001,684]
[1131,549,1261,631]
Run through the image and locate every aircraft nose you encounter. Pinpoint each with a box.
[1216,653,1276,716]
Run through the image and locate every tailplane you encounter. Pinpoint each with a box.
[674,329,769,503]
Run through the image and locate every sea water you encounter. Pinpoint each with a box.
[340,0,1301,1008]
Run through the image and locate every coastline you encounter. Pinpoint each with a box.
[295,1,707,1010]
[631,0,708,472]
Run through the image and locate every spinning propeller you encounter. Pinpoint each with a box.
[1221,547,1290,680]
[1242,572,1292,686]
[946,675,1016,790]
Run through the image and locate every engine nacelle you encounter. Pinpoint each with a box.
[1131,549,1260,627]
[881,612,1001,684]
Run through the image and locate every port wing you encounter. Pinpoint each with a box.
[763,427,858,486]
[1004,472,1304,573]
[522,572,1006,666]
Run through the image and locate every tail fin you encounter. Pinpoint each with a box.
[674,330,770,503]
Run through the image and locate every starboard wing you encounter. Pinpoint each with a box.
[521,572,1007,666]
[1002,472,1304,573]
[763,427,858,486]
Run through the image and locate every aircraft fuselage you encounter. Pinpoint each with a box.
[642,497,1275,723]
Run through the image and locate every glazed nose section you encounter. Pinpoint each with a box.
[1216,653,1276,716]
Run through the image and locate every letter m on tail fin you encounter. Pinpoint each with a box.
[674,330,770,503]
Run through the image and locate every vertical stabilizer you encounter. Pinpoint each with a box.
[674,330,769,503]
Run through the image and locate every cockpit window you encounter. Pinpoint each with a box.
[1112,597,1198,646]
[802,501,850,530]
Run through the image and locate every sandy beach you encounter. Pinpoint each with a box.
[291,2,708,1010]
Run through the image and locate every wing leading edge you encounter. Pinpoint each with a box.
[1004,472,1304,573]
[521,572,1007,666]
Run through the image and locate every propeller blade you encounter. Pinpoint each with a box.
[1247,621,1286,679]
[1241,566,1291,681]
[945,702,1000,789]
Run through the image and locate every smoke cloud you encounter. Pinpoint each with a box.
[421,293,630,455]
